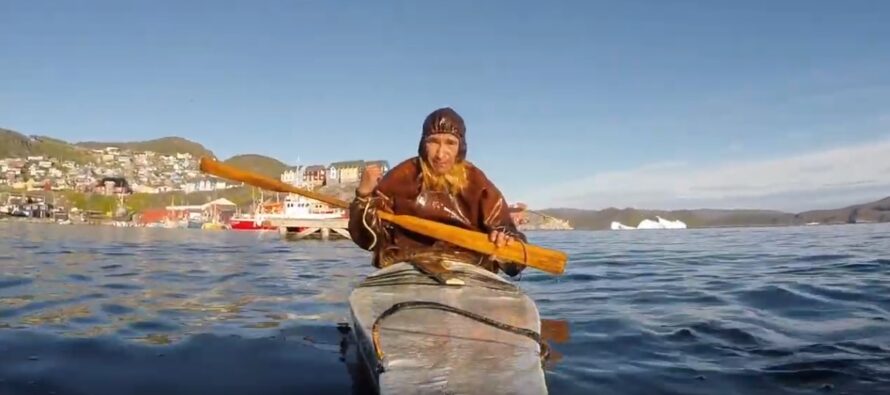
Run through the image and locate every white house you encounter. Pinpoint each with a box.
[198,179,214,191]
[326,165,339,185]
[281,166,306,186]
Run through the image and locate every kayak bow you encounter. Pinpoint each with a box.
[348,260,548,394]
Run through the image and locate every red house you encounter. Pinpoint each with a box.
[303,165,326,187]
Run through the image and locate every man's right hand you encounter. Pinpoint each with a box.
[356,164,382,197]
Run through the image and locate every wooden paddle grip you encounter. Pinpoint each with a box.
[378,212,567,275]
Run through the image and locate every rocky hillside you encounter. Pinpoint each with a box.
[539,196,890,230]
[796,197,890,224]
[518,210,574,230]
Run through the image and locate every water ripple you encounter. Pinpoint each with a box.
[1,222,889,394]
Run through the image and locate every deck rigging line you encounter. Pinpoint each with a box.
[359,266,550,374]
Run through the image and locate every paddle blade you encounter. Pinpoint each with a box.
[378,212,568,275]
[541,319,570,343]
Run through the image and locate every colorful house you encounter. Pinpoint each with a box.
[329,160,365,183]
[303,165,326,187]
[365,160,390,173]
[281,166,305,186]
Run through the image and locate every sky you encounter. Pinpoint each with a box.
[2,0,889,212]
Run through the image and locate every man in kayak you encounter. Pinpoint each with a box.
[348,107,527,277]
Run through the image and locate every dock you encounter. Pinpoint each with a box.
[266,218,351,240]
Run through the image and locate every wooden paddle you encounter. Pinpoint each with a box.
[199,157,568,275]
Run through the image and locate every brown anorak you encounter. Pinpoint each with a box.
[348,157,527,276]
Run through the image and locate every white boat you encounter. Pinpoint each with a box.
[349,260,548,394]
[257,194,344,222]
[230,194,345,231]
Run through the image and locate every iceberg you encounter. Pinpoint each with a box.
[637,219,665,229]
[657,216,687,229]
[610,216,688,230]
[610,221,636,230]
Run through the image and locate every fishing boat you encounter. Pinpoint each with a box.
[228,194,345,231]
[348,260,548,394]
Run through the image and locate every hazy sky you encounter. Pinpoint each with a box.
[2,1,889,211]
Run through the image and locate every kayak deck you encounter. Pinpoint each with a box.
[348,261,547,394]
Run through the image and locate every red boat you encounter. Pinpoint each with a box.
[228,199,281,231]
[228,214,277,230]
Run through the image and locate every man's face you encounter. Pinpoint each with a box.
[423,133,460,175]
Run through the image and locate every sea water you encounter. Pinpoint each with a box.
[1,222,888,394]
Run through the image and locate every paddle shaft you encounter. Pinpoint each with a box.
[199,158,567,274]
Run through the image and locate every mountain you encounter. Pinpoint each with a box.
[539,196,890,230]
[2,126,289,185]
[2,128,215,161]
[5,125,887,230]
[76,136,215,158]
[1,128,93,164]
[796,196,890,225]
[222,154,289,179]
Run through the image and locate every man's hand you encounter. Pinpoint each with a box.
[488,229,514,249]
[489,229,525,276]
[356,164,382,197]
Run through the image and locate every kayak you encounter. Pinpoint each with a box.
[348,260,548,394]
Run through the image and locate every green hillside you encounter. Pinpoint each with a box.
[222,154,289,178]
[0,129,92,164]
[76,136,215,158]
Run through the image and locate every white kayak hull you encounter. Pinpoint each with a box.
[348,261,548,395]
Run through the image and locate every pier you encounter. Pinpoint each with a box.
[267,218,351,240]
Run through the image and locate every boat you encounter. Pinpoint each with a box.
[201,222,228,230]
[229,194,346,231]
[348,260,548,394]
[228,214,277,230]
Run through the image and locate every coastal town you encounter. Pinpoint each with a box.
[0,145,572,233]
[2,146,228,194]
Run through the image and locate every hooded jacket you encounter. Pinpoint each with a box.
[348,157,527,276]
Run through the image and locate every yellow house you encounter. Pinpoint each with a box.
[329,160,365,184]
[11,179,42,191]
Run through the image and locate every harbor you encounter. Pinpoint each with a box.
[1,183,564,239]
[1,193,353,240]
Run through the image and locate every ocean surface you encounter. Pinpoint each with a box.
[1,222,889,394]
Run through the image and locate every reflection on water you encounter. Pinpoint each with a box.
[2,222,890,394]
